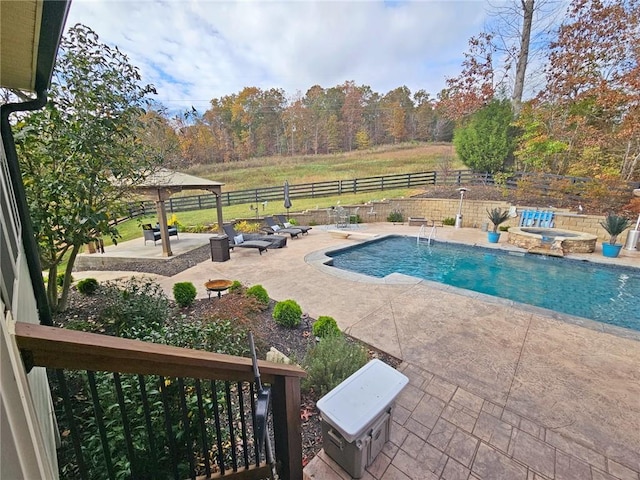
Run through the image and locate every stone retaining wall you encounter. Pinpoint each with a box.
[288,198,627,243]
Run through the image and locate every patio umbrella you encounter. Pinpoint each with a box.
[283,180,292,218]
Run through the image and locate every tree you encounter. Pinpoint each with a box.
[340,81,364,151]
[14,24,156,312]
[537,0,640,179]
[438,33,499,122]
[453,99,515,173]
[138,108,181,168]
[441,1,563,120]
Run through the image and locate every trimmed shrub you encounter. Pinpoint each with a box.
[246,284,269,306]
[173,282,197,307]
[302,335,368,395]
[228,280,243,293]
[312,316,341,338]
[77,278,99,295]
[442,217,456,226]
[272,299,302,328]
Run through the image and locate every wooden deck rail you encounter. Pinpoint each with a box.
[15,322,306,480]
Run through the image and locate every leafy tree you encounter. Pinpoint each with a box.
[453,98,515,173]
[513,102,568,172]
[341,81,364,152]
[539,0,640,180]
[438,33,498,122]
[355,128,370,150]
[14,24,156,312]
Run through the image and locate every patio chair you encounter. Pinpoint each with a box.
[263,217,302,238]
[222,225,271,255]
[275,215,312,234]
[142,223,179,246]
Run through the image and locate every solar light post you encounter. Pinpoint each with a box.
[455,187,467,229]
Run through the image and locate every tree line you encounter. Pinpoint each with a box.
[144,82,454,168]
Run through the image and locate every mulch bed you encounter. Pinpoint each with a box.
[56,287,401,468]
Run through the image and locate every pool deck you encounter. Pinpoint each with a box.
[74,224,640,480]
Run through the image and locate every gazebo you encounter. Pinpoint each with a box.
[132,169,225,257]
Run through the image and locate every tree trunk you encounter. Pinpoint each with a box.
[57,244,81,312]
[512,0,535,117]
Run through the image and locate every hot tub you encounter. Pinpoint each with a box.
[508,227,597,253]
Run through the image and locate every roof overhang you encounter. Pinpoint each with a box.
[0,0,71,93]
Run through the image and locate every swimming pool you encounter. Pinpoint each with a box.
[327,236,640,332]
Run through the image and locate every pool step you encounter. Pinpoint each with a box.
[527,245,564,257]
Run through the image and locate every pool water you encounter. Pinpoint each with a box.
[327,236,640,332]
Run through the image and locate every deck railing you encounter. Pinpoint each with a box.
[16,322,306,480]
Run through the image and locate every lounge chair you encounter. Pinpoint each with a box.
[263,217,302,238]
[222,225,271,255]
[223,224,288,249]
[275,215,312,234]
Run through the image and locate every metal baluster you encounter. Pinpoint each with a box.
[237,382,250,469]
[249,383,260,466]
[210,380,225,475]
[137,374,158,479]
[113,373,138,479]
[159,376,179,480]
[194,379,211,479]
[55,369,88,479]
[177,378,196,479]
[87,371,116,480]
[224,381,238,471]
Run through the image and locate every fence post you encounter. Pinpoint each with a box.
[433,171,437,185]
[353,179,357,194]
[407,173,411,188]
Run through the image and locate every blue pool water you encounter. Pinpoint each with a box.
[327,236,640,332]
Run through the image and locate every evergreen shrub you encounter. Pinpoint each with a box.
[312,316,341,338]
[77,278,99,295]
[272,299,302,328]
[173,282,197,307]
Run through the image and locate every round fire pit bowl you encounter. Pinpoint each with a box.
[204,279,233,299]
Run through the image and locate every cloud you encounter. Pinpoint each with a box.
[66,0,488,112]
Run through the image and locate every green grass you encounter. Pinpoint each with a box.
[60,143,462,271]
[186,142,457,191]
[107,187,420,247]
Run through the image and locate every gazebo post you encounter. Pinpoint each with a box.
[212,187,224,233]
[154,189,173,257]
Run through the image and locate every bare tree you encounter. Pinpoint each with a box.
[486,0,565,115]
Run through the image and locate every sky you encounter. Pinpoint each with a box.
[65,0,491,114]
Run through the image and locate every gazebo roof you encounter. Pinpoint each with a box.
[127,169,225,257]
[135,168,224,192]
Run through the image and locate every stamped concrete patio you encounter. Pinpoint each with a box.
[75,223,640,480]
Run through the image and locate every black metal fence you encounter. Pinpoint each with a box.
[124,170,640,219]
[51,368,267,480]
